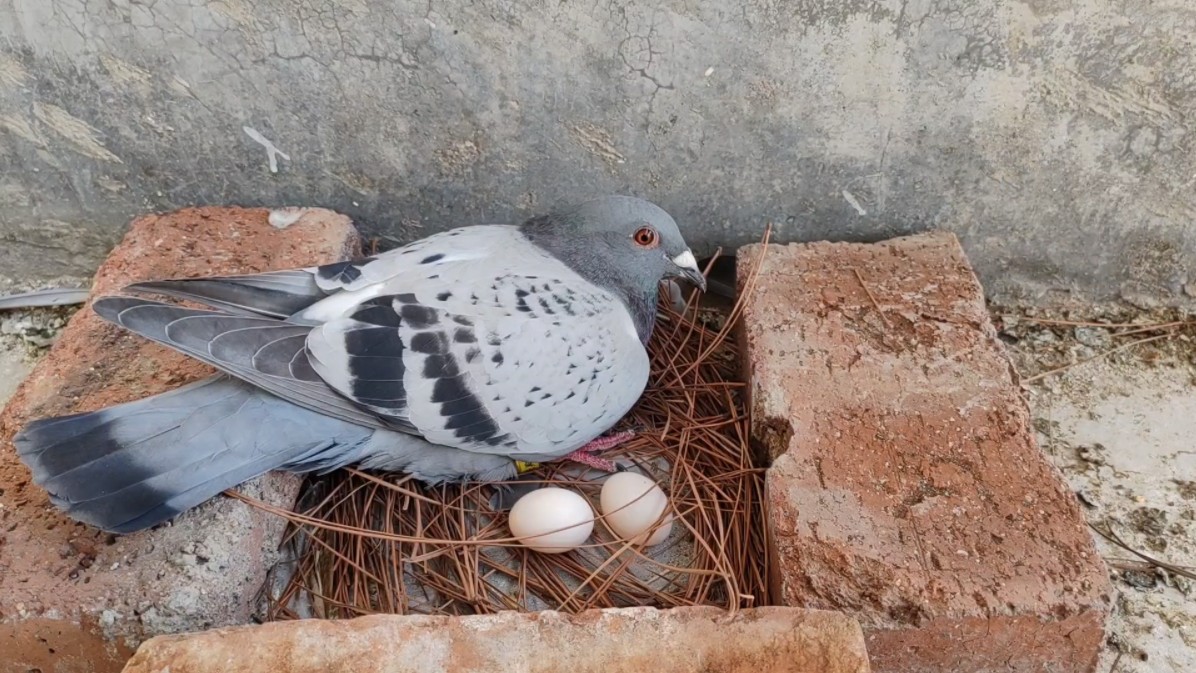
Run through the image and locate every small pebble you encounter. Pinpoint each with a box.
[1073,326,1111,348]
[1121,569,1157,589]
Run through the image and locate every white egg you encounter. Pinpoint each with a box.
[599,472,674,547]
[507,487,595,554]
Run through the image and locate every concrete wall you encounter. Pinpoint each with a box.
[0,0,1193,307]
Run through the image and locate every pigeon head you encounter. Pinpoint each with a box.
[520,195,705,342]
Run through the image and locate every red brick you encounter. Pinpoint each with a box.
[737,232,1112,673]
[121,607,872,673]
[0,207,361,673]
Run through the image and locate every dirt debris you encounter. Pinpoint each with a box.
[0,304,78,352]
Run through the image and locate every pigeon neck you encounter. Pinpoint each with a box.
[519,219,658,345]
[583,275,660,346]
[620,284,659,346]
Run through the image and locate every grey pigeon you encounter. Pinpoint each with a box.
[14,196,706,534]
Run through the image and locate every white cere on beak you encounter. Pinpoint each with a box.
[671,250,699,272]
[667,249,706,291]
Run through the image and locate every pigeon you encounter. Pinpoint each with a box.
[14,195,707,534]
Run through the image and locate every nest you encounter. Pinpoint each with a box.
[238,251,771,619]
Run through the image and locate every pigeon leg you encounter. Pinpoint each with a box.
[558,430,636,472]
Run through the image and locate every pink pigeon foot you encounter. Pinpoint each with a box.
[558,430,637,472]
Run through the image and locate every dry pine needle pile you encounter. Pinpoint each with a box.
[238,250,771,619]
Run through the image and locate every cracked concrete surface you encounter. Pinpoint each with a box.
[1,0,1195,309]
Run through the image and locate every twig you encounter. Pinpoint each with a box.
[853,268,891,327]
[1112,320,1192,338]
[996,315,1194,331]
[1090,522,1196,581]
[1022,333,1175,383]
[1104,557,1196,572]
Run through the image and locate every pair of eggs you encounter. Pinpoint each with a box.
[506,472,673,554]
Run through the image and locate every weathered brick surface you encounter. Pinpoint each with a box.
[0,207,360,673]
[121,606,871,673]
[738,232,1112,673]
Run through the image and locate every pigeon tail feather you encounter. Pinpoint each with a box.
[14,375,374,534]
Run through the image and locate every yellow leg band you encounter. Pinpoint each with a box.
[514,461,541,474]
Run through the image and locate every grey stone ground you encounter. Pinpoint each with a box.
[2,1,1195,308]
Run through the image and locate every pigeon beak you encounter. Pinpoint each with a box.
[670,250,707,292]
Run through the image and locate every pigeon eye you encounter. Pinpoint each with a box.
[632,226,659,248]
